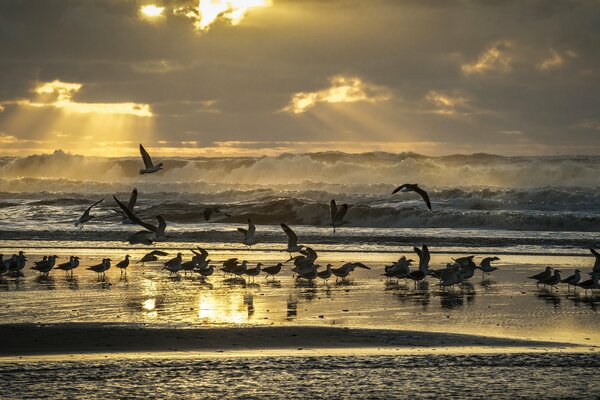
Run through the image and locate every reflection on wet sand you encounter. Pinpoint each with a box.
[0,249,599,345]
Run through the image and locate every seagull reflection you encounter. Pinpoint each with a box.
[244,293,254,318]
[536,290,561,308]
[65,276,79,290]
[295,279,317,300]
[286,296,298,320]
[35,275,56,289]
[440,292,464,309]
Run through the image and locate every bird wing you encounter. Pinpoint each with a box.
[149,250,169,256]
[139,144,154,168]
[128,188,138,210]
[422,244,431,266]
[335,204,348,221]
[203,209,212,221]
[352,262,370,270]
[156,215,167,233]
[413,246,422,261]
[413,186,432,210]
[281,223,298,247]
[248,219,256,235]
[329,199,337,222]
[591,248,600,258]
[113,195,157,232]
[84,198,104,216]
[392,184,408,194]
[237,228,248,236]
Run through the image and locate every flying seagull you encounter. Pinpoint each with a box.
[75,199,104,228]
[281,223,304,256]
[138,144,163,175]
[114,195,168,241]
[392,184,432,210]
[113,188,138,224]
[238,218,258,247]
[203,207,231,222]
[330,199,350,234]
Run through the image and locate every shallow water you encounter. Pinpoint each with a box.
[1,352,599,399]
[1,243,599,346]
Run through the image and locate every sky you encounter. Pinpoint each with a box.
[0,0,598,157]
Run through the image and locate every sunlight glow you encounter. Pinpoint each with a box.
[25,80,152,117]
[174,0,271,31]
[285,75,392,114]
[140,5,165,18]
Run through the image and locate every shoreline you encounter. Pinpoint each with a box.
[0,323,586,358]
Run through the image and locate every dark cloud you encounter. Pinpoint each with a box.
[0,0,598,155]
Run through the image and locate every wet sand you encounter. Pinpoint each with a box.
[0,323,576,357]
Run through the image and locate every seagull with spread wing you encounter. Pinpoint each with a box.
[138,144,163,175]
[281,223,304,256]
[238,219,258,247]
[74,199,104,228]
[114,195,168,242]
[392,184,432,210]
[329,199,350,234]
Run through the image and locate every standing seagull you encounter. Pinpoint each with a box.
[263,263,283,281]
[138,144,163,175]
[75,199,104,228]
[115,255,131,275]
[392,184,432,210]
[528,267,553,287]
[281,223,304,256]
[238,219,258,247]
[329,199,350,234]
[561,269,581,291]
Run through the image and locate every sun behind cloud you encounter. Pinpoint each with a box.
[285,75,392,114]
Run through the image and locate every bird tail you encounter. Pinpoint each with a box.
[138,169,146,175]
[74,221,80,227]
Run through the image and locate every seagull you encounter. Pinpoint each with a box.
[74,199,104,228]
[203,207,231,222]
[138,144,163,175]
[116,188,138,224]
[477,256,500,277]
[221,258,240,275]
[540,270,562,290]
[281,223,304,256]
[244,263,262,282]
[577,273,600,295]
[31,255,58,276]
[383,257,413,282]
[115,255,131,275]
[0,255,9,275]
[440,269,464,290]
[331,262,370,281]
[195,261,214,278]
[191,247,210,270]
[87,258,111,278]
[9,251,27,273]
[317,264,333,282]
[56,256,80,276]
[329,199,350,234]
[163,253,183,274]
[140,250,169,266]
[180,255,198,275]
[406,245,431,287]
[263,263,283,281]
[238,219,258,247]
[126,230,155,246]
[561,269,581,291]
[591,248,600,273]
[528,267,553,287]
[114,195,168,242]
[392,184,432,210]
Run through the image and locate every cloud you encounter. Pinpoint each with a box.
[537,49,577,71]
[284,75,392,114]
[462,40,513,75]
[14,80,152,117]
[425,90,471,115]
[171,0,272,31]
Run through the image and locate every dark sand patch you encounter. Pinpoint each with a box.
[0,323,577,357]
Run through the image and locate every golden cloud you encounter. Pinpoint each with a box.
[462,40,512,75]
[284,75,392,114]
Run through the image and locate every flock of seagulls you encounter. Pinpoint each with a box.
[3,144,599,298]
[527,248,600,294]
